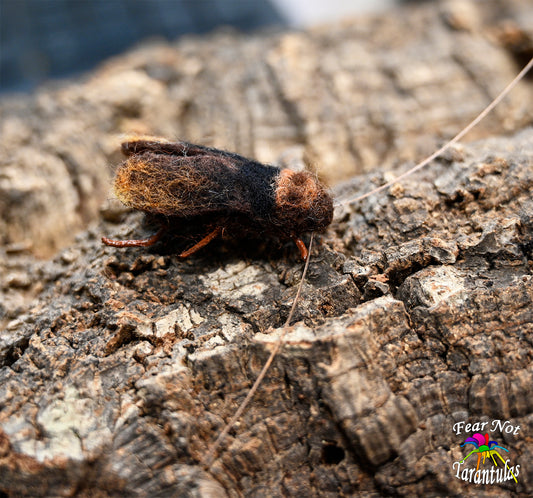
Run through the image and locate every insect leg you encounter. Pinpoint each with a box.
[292,237,308,260]
[102,227,166,247]
[179,227,222,258]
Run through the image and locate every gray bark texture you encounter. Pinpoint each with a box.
[1,0,533,496]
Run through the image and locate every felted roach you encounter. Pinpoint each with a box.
[102,138,334,259]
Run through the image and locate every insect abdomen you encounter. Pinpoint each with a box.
[114,149,280,220]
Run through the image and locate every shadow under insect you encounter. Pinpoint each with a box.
[126,213,309,261]
[102,138,333,260]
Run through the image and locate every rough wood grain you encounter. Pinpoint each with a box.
[1,127,532,497]
[1,0,533,496]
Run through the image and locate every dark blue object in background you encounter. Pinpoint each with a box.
[0,0,287,93]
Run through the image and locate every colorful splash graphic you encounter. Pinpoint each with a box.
[460,432,517,483]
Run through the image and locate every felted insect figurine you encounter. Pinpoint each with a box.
[102,139,334,260]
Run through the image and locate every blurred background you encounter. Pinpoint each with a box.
[1,0,401,93]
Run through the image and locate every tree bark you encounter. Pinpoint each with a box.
[1,0,533,496]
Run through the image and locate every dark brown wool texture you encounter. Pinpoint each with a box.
[113,139,333,241]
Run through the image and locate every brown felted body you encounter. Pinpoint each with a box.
[105,138,333,257]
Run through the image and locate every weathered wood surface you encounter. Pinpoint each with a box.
[1,0,533,496]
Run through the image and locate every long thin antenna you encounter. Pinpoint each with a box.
[205,233,315,469]
[205,55,533,472]
[335,56,533,207]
